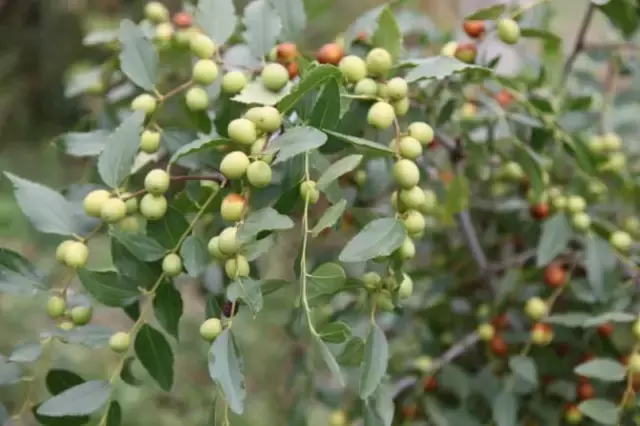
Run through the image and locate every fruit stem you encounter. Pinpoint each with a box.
[299,152,317,336]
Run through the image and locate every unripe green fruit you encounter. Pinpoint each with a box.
[109,332,131,353]
[207,237,227,260]
[624,217,640,237]
[144,169,170,195]
[185,87,209,111]
[131,94,157,115]
[365,47,392,77]
[225,255,250,278]
[367,101,395,129]
[588,135,605,153]
[120,194,138,214]
[70,306,92,326]
[100,198,127,223]
[393,159,420,189]
[551,195,567,212]
[162,253,183,277]
[253,106,282,133]
[250,137,275,164]
[117,216,140,233]
[220,151,250,180]
[400,186,426,210]
[610,230,632,252]
[300,181,319,204]
[377,83,389,100]
[390,191,399,211]
[408,122,434,146]
[64,242,89,268]
[477,323,495,341]
[398,273,413,299]
[83,189,111,217]
[58,321,74,331]
[354,78,378,97]
[398,136,422,160]
[189,33,216,58]
[633,317,640,340]
[497,19,520,45]
[600,151,627,173]
[392,98,409,117]
[56,240,74,263]
[602,132,621,151]
[192,59,219,85]
[420,189,437,215]
[154,22,174,41]
[441,41,457,57]
[525,297,548,320]
[363,271,381,291]
[227,118,257,145]
[386,77,408,101]
[571,212,591,232]
[246,161,273,188]
[354,170,367,186]
[144,2,169,23]
[140,130,161,154]
[46,296,66,318]
[221,71,247,95]
[261,63,289,92]
[403,210,426,235]
[220,194,247,222]
[139,194,168,220]
[376,290,395,311]
[200,318,223,341]
[339,55,367,83]
[218,227,240,255]
[501,162,524,180]
[413,355,433,373]
[628,354,640,374]
[397,237,415,261]
[566,195,586,213]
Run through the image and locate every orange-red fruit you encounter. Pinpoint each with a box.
[316,43,344,65]
[401,404,418,420]
[463,20,485,38]
[577,382,594,400]
[597,322,614,338]
[491,314,509,330]
[496,89,514,108]
[454,42,477,64]
[490,335,508,356]
[286,61,298,79]
[580,352,595,363]
[276,42,298,63]
[423,376,438,392]
[531,323,553,345]
[543,262,566,288]
[357,31,368,42]
[530,203,549,220]
[173,11,192,28]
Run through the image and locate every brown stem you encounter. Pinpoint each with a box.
[562,3,596,82]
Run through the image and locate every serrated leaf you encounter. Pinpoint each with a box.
[465,4,506,20]
[118,20,157,91]
[322,129,394,156]
[509,356,537,386]
[317,155,363,191]
[242,0,281,59]
[309,78,340,131]
[372,7,402,61]
[169,138,229,165]
[308,263,346,301]
[109,230,165,262]
[266,126,328,164]
[77,269,140,307]
[492,390,517,426]
[232,80,292,106]
[359,324,389,399]
[4,173,76,236]
[339,218,406,263]
[585,234,616,299]
[578,399,618,425]
[153,283,183,339]
[317,321,351,343]
[196,0,237,45]
[237,207,294,243]
[208,328,245,414]
[269,0,306,41]
[227,277,263,316]
[536,214,571,266]
[403,56,490,83]
[0,248,46,294]
[97,111,145,188]
[277,65,341,114]
[314,335,344,385]
[134,324,174,392]
[36,380,110,417]
[337,337,364,366]
[311,200,347,237]
[574,358,626,382]
[180,236,209,277]
[61,131,108,157]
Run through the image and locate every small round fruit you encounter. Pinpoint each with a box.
[628,353,640,373]
[56,240,74,263]
[70,306,92,326]
[577,382,594,400]
[597,322,614,338]
[353,170,367,186]
[144,2,169,23]
[173,11,192,28]
[497,19,521,45]
[83,189,111,217]
[220,151,250,180]
[220,194,247,222]
[140,130,161,153]
[185,87,209,111]
[454,42,477,64]
[365,47,392,77]
[530,203,550,220]
[207,236,226,260]
[393,159,420,189]
[300,181,319,204]
[162,253,183,277]
[566,195,586,213]
[218,227,240,255]
[316,43,344,65]
[420,189,437,214]
[109,332,131,353]
[413,355,433,373]
[100,198,127,223]
[408,122,434,146]
[398,237,416,261]
[393,98,409,116]
[276,42,298,62]
[588,135,605,153]
[463,20,485,38]
[398,136,422,160]
[525,297,548,320]
[261,63,289,92]
[227,118,257,145]
[144,169,171,195]
[531,323,553,346]
[189,33,216,58]
[571,212,591,232]
[602,132,621,151]
[131,94,157,115]
[246,161,272,188]
[403,210,426,235]
[286,61,298,79]
[543,263,566,288]
[386,77,408,101]
[353,78,377,97]
[501,162,524,180]
[329,410,347,426]
[117,216,140,232]
[64,242,89,268]
[376,290,395,311]
[363,271,381,291]
[490,335,508,356]
[633,317,640,340]
[624,217,640,236]
[610,230,632,252]
[122,195,138,214]
[477,323,495,341]
[46,296,66,318]
[441,41,458,57]
[139,194,168,220]
[224,255,250,278]
[338,55,367,83]
[200,318,223,341]
[192,59,219,85]
[564,404,583,424]
[154,22,174,42]
[398,273,413,299]
[367,101,395,129]
[250,106,282,133]
[400,186,426,210]
[221,71,247,95]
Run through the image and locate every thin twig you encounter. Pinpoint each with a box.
[562,3,596,82]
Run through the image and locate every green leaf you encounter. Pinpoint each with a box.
[36,380,110,417]
[120,357,141,387]
[308,263,346,301]
[344,5,384,47]
[372,7,402,61]
[111,240,162,289]
[337,337,365,366]
[227,277,263,316]
[308,151,344,204]
[146,207,189,249]
[208,328,245,414]
[179,236,209,277]
[317,321,351,344]
[492,390,517,426]
[105,401,122,426]
[578,399,618,425]
[97,111,146,188]
[266,126,328,164]
[153,283,183,339]
[536,214,571,266]
[4,173,77,236]
[134,324,174,392]
[118,20,158,91]
[309,78,341,130]
[59,325,116,349]
[339,218,406,263]
[278,65,341,114]
[242,0,281,59]
[509,356,537,386]
[45,370,85,395]
[574,358,626,382]
[232,80,292,106]
[597,0,638,38]
[514,144,546,201]
[465,4,506,20]
[322,130,395,157]
[237,207,295,243]
[313,335,344,386]
[359,324,389,399]
[585,234,616,298]
[243,235,276,261]
[317,155,363,191]
[9,342,42,363]
[109,230,165,262]
[403,56,491,83]
[311,199,347,237]
[439,364,470,400]
[169,138,229,165]
[61,131,108,157]
[0,361,22,386]
[546,312,590,327]
[268,0,306,42]
[363,383,394,426]
[0,248,46,294]
[442,175,469,222]
[520,28,562,47]
[196,0,237,45]
[584,312,635,327]
[77,269,140,307]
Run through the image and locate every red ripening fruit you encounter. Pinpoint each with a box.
[173,11,192,28]
[490,335,508,357]
[543,262,566,288]
[496,89,514,108]
[401,404,418,420]
[463,20,485,38]
[423,376,438,392]
[316,43,344,65]
[530,203,550,220]
[577,382,595,400]
[276,42,298,63]
[357,31,368,42]
[454,42,477,64]
[491,314,509,330]
[580,352,595,363]
[286,61,298,79]
[597,322,614,338]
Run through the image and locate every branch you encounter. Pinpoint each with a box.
[455,210,489,275]
[562,3,596,82]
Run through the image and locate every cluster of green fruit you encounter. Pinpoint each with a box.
[45,295,93,331]
[588,132,627,173]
